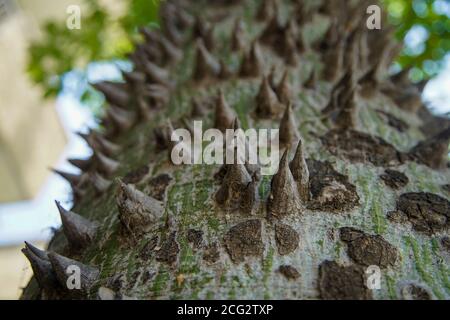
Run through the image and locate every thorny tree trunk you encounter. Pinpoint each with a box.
[22,0,450,300]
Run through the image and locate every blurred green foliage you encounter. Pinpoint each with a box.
[27,0,161,101]
[27,0,449,101]
[383,0,450,81]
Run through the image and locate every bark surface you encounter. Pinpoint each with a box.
[22,0,450,300]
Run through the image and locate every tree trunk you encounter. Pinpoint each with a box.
[22,0,450,300]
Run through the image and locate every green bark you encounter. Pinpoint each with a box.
[22,0,450,300]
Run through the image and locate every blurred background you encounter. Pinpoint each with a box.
[0,0,448,299]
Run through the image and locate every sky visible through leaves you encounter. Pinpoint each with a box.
[383,0,450,81]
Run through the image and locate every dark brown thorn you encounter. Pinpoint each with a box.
[215,151,252,209]
[48,252,99,293]
[193,39,221,81]
[162,16,184,47]
[122,70,146,86]
[159,34,183,63]
[334,89,358,130]
[24,241,48,260]
[259,13,282,45]
[279,103,299,147]
[55,201,99,249]
[276,70,292,105]
[89,171,112,194]
[94,134,121,156]
[77,131,120,157]
[214,90,236,132]
[68,158,92,171]
[231,18,245,51]
[91,82,130,109]
[239,41,263,78]
[116,180,164,236]
[142,60,172,87]
[22,244,58,291]
[51,169,83,188]
[93,150,120,177]
[106,105,135,133]
[255,76,281,118]
[290,139,310,202]
[267,149,302,218]
[409,127,450,169]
